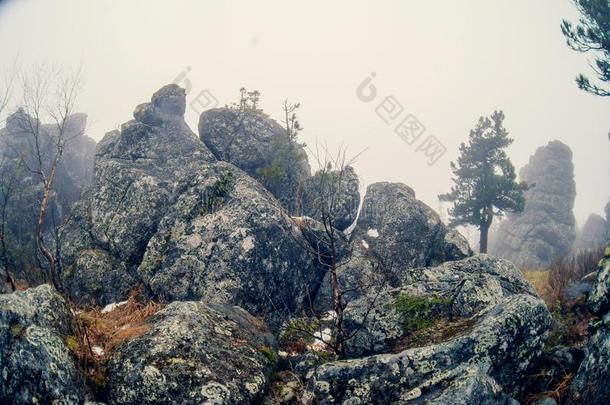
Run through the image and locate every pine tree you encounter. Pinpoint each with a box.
[561,0,610,96]
[440,111,528,253]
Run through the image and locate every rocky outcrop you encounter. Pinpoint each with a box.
[303,255,551,403]
[62,84,217,305]
[137,162,318,322]
[107,301,276,404]
[492,141,576,268]
[63,85,319,325]
[352,182,471,270]
[575,213,608,249]
[199,107,310,213]
[300,166,360,231]
[569,249,610,403]
[0,285,83,404]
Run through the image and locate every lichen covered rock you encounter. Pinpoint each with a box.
[302,255,550,403]
[199,107,310,213]
[107,301,276,404]
[569,252,610,403]
[0,285,83,404]
[352,182,471,270]
[300,165,361,231]
[137,162,319,323]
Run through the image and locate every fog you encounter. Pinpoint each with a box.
[0,0,608,224]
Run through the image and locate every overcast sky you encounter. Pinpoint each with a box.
[0,0,608,226]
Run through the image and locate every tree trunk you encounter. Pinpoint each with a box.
[479,223,489,254]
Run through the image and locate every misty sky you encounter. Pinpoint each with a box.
[0,0,608,226]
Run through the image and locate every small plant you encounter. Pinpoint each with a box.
[258,346,277,365]
[387,293,451,333]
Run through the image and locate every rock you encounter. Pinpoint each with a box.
[492,141,576,268]
[137,162,319,324]
[352,182,472,270]
[568,252,610,403]
[0,285,83,404]
[63,248,137,306]
[198,107,310,213]
[342,255,538,357]
[107,301,276,404]
[575,213,608,249]
[305,292,550,403]
[300,166,360,231]
[523,346,584,399]
[62,84,216,305]
[587,248,610,316]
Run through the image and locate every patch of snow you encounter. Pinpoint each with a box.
[101,300,128,314]
[92,346,105,356]
[361,240,369,249]
[367,229,379,238]
[322,311,337,322]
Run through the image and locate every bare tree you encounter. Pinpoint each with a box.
[14,65,84,291]
[278,143,391,358]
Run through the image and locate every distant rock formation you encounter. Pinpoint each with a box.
[575,213,608,249]
[491,141,576,268]
[0,109,95,280]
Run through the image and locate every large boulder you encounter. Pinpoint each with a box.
[137,162,319,323]
[198,107,310,214]
[299,165,360,231]
[303,255,551,403]
[0,285,83,404]
[62,84,216,305]
[107,301,276,404]
[575,213,608,249]
[352,182,471,270]
[569,250,610,403]
[492,141,576,268]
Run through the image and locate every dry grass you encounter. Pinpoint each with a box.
[69,286,163,394]
[523,269,551,306]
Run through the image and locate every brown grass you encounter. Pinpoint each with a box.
[68,286,163,394]
[523,269,551,306]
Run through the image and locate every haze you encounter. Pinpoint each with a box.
[0,0,608,224]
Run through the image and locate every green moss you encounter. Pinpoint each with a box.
[387,293,451,333]
[65,335,79,353]
[280,318,321,345]
[190,172,236,218]
[259,346,277,365]
[9,323,25,338]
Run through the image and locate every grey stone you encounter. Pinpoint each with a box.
[352,182,471,272]
[0,285,83,404]
[107,301,276,404]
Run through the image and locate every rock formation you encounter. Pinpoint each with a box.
[0,110,95,281]
[352,182,471,270]
[62,85,320,326]
[575,213,608,249]
[301,255,551,403]
[491,141,576,268]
